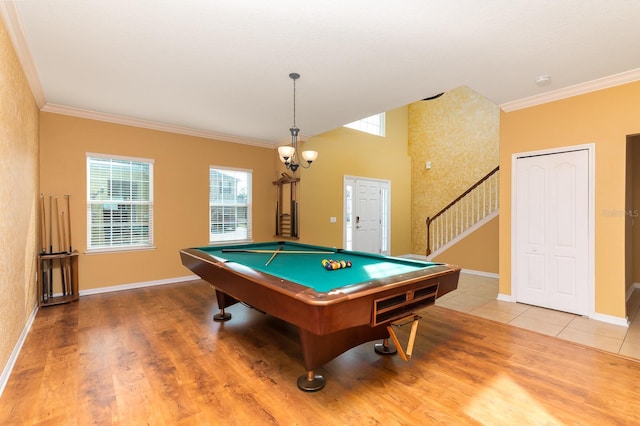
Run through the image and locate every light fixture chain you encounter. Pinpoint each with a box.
[292,75,296,128]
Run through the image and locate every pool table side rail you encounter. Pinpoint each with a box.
[180,248,460,335]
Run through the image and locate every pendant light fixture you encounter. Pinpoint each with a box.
[278,73,318,172]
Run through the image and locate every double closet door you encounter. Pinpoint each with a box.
[514,148,590,316]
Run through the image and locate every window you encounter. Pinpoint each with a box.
[210,167,252,243]
[344,112,385,137]
[344,184,353,250]
[87,154,154,252]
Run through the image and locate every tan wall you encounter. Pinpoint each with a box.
[289,106,413,255]
[500,81,640,319]
[408,86,500,255]
[0,19,40,374]
[39,113,277,290]
[433,215,499,274]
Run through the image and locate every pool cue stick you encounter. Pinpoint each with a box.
[222,249,334,254]
[48,194,53,297]
[65,195,74,295]
[55,196,67,295]
[39,194,46,253]
[265,246,283,266]
[61,211,67,254]
[65,195,72,252]
[39,194,48,302]
[61,210,71,294]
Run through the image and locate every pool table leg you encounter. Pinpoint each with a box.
[374,338,398,356]
[213,290,238,321]
[297,371,326,392]
[213,308,232,322]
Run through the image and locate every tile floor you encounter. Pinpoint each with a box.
[435,272,640,360]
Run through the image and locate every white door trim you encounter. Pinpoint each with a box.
[343,175,391,254]
[510,143,595,318]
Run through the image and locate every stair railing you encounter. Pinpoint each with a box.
[426,166,499,256]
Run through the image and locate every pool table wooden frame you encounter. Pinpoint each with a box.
[180,242,460,391]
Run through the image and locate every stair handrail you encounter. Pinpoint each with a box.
[426,166,499,255]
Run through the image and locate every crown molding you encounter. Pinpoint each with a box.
[41,103,276,148]
[500,68,640,112]
[1,0,273,149]
[274,132,313,147]
[0,1,46,107]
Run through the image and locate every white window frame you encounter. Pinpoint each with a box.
[344,112,386,137]
[86,153,154,253]
[209,166,252,244]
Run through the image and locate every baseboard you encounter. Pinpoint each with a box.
[398,256,500,280]
[497,293,515,302]
[79,275,200,296]
[626,283,640,301]
[426,210,499,260]
[497,293,629,327]
[590,312,630,327]
[461,269,499,279]
[398,253,427,260]
[0,303,38,398]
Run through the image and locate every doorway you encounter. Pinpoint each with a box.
[627,135,640,319]
[512,144,594,316]
[344,176,390,255]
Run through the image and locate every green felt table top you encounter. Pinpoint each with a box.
[194,241,442,293]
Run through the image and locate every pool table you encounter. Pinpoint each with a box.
[180,241,460,391]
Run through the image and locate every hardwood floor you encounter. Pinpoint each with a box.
[2,279,639,425]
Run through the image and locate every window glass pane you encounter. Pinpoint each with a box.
[87,155,154,251]
[344,113,386,136]
[381,186,388,253]
[345,184,353,250]
[210,167,252,243]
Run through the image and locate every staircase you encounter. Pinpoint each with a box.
[426,166,499,257]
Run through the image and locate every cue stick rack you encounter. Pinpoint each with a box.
[273,173,300,239]
[38,194,79,307]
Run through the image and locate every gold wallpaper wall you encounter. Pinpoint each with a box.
[409,86,499,255]
[0,19,40,373]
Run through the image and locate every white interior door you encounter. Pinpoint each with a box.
[354,180,381,253]
[514,149,589,315]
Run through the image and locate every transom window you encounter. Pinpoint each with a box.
[344,112,385,137]
[86,154,154,252]
[210,167,252,243]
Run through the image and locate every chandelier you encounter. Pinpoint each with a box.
[278,73,318,172]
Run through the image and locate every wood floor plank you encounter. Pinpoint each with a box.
[1,280,639,425]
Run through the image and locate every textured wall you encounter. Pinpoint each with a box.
[409,86,499,255]
[0,18,40,376]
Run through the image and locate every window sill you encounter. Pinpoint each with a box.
[208,239,253,246]
[85,246,157,255]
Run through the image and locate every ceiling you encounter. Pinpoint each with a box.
[3,0,640,147]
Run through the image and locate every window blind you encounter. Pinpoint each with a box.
[87,154,154,251]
